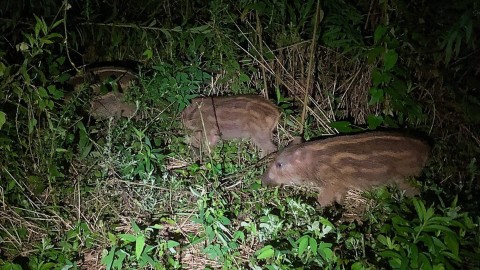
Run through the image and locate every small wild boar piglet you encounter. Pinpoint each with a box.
[262,132,430,206]
[182,95,280,157]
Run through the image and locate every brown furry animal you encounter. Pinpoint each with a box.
[262,132,430,206]
[181,95,280,157]
[90,92,136,119]
[69,66,137,93]
[69,66,138,119]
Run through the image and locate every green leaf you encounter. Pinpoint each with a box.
[0,111,6,130]
[167,240,180,249]
[51,18,64,29]
[188,25,211,34]
[413,198,427,222]
[418,253,433,270]
[319,217,335,230]
[28,118,37,134]
[298,236,309,256]
[379,250,402,259]
[219,216,231,226]
[422,224,454,234]
[239,73,250,82]
[112,250,127,270]
[329,121,358,133]
[351,262,364,270]
[444,233,459,257]
[309,237,318,256]
[384,50,398,71]
[256,245,274,260]
[77,122,92,159]
[38,87,49,98]
[118,234,136,243]
[409,243,419,268]
[374,25,388,43]
[101,246,116,270]
[0,263,22,270]
[135,235,145,260]
[143,49,153,59]
[368,87,384,105]
[367,114,383,129]
[131,221,141,233]
[47,85,64,99]
[233,231,245,243]
[377,234,388,246]
[367,47,384,64]
[318,242,334,261]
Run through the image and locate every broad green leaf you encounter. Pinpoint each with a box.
[413,198,426,222]
[131,221,141,233]
[444,233,459,257]
[367,47,384,64]
[167,240,180,249]
[38,87,48,98]
[101,246,116,270]
[233,231,245,243]
[28,118,37,134]
[118,234,136,243]
[239,73,250,82]
[135,235,145,260]
[140,252,155,267]
[318,242,334,261]
[0,263,22,270]
[422,224,454,234]
[309,237,318,255]
[368,87,384,105]
[379,250,401,259]
[319,217,335,230]
[219,216,231,225]
[374,25,388,43]
[143,49,153,59]
[256,245,274,260]
[384,50,398,71]
[298,236,309,256]
[351,262,364,270]
[0,111,6,130]
[47,85,64,99]
[51,18,64,29]
[418,253,433,270]
[112,250,127,270]
[329,121,358,133]
[367,114,383,129]
[409,243,419,268]
[188,25,211,34]
[377,234,388,246]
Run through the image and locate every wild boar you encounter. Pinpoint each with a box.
[90,92,137,119]
[68,66,138,119]
[181,95,280,157]
[69,66,137,93]
[262,132,430,206]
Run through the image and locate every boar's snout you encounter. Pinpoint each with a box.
[261,173,275,187]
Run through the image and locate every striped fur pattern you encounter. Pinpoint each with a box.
[69,66,137,93]
[262,132,430,206]
[181,95,280,156]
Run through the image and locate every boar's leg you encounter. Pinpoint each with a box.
[395,179,420,197]
[317,184,348,207]
[252,136,277,157]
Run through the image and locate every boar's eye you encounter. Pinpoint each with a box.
[275,162,283,168]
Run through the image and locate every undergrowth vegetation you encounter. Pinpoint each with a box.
[1,0,479,269]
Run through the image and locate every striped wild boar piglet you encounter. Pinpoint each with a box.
[181,95,280,157]
[262,132,430,206]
